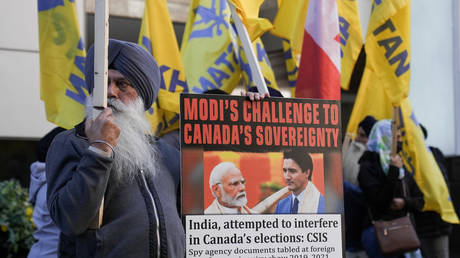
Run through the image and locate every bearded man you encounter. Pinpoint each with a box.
[46,39,184,257]
[204,162,254,214]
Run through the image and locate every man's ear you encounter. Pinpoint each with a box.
[212,184,221,198]
[305,169,312,179]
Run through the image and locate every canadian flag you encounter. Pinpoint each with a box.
[295,0,341,100]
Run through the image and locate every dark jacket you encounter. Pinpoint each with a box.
[358,151,424,227]
[343,180,366,251]
[46,122,185,258]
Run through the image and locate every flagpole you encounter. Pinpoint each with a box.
[228,2,269,95]
[91,0,109,229]
[93,0,109,113]
[342,133,353,154]
[391,106,399,155]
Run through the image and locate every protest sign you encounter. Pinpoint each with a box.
[181,93,344,257]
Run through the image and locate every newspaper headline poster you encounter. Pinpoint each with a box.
[181,94,344,258]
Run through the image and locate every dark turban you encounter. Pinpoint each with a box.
[36,127,66,162]
[358,115,377,137]
[85,39,160,110]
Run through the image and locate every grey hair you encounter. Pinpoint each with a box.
[209,162,238,193]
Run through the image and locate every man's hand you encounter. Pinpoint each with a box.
[390,154,403,168]
[85,108,120,154]
[242,91,269,101]
[390,197,405,210]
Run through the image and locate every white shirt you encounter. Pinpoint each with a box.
[291,188,306,211]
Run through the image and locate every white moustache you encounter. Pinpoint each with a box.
[236,192,246,199]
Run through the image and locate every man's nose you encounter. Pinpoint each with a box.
[107,82,119,99]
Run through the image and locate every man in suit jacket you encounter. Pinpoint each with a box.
[275,150,325,214]
[205,162,254,214]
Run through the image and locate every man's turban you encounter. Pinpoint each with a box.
[85,39,160,110]
[358,115,377,137]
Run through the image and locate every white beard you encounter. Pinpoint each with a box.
[219,185,247,207]
[86,96,157,182]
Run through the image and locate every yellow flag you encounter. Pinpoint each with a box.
[346,67,394,136]
[181,0,242,94]
[271,0,308,97]
[38,0,87,129]
[338,0,363,90]
[271,0,308,57]
[365,0,410,105]
[239,38,280,91]
[282,40,299,97]
[181,0,279,94]
[227,0,273,41]
[398,99,459,223]
[347,0,410,135]
[138,0,187,136]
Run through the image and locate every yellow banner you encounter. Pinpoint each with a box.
[138,0,186,136]
[271,0,308,57]
[398,99,459,223]
[365,0,410,105]
[271,0,308,97]
[282,40,299,97]
[338,0,363,90]
[346,68,393,136]
[348,0,410,135]
[181,0,279,94]
[181,0,242,94]
[227,0,272,41]
[239,38,280,92]
[38,0,87,129]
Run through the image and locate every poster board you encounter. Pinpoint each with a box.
[181,93,344,257]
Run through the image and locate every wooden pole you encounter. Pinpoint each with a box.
[228,2,269,95]
[391,106,399,155]
[92,0,109,229]
[93,0,109,113]
[342,133,353,154]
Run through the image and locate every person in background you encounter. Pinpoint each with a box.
[46,39,184,257]
[28,127,65,258]
[343,180,367,258]
[205,162,253,214]
[343,115,376,186]
[412,124,452,258]
[358,120,424,258]
[343,115,376,258]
